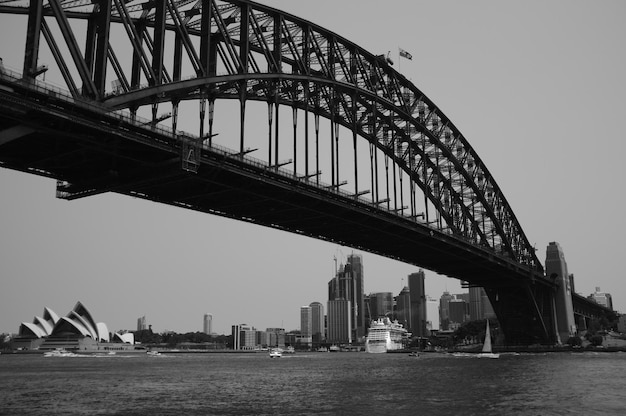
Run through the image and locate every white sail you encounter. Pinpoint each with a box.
[482,320,492,353]
[478,320,499,358]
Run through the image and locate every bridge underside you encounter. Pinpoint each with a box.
[1,87,556,344]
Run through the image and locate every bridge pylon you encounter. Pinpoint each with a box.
[545,241,577,344]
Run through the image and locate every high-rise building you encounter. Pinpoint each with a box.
[469,287,482,321]
[203,313,213,335]
[136,315,147,331]
[300,306,313,346]
[395,286,411,329]
[327,299,352,344]
[364,294,372,324]
[309,302,325,344]
[469,287,496,321]
[409,270,427,337]
[589,287,613,310]
[328,254,365,341]
[449,299,468,327]
[369,292,393,320]
[426,296,439,331]
[300,306,312,337]
[439,291,455,330]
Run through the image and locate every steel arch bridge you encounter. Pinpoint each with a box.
[1,0,558,344]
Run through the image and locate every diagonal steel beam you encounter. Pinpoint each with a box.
[47,0,98,97]
[23,0,43,79]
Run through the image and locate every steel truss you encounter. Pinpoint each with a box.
[1,1,551,342]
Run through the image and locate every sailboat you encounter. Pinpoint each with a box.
[477,320,499,358]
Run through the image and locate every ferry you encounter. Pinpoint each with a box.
[365,317,410,353]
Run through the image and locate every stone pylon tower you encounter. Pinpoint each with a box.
[545,242,576,344]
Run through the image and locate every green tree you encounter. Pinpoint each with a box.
[589,334,603,347]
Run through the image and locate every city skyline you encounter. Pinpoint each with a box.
[1,1,625,335]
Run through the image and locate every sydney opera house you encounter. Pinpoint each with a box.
[12,301,140,352]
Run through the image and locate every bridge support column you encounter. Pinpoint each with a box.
[546,241,577,344]
[485,282,556,345]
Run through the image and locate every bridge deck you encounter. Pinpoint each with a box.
[0,79,546,289]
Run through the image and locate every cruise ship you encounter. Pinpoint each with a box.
[365,317,410,353]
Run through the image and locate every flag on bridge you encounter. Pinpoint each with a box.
[399,47,413,60]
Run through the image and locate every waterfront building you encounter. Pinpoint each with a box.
[256,330,269,347]
[12,302,137,352]
[409,270,427,337]
[588,287,613,310]
[203,313,213,335]
[327,299,352,344]
[231,324,256,350]
[266,328,286,347]
[309,302,325,345]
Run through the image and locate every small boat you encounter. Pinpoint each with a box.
[269,349,283,358]
[408,352,420,357]
[477,320,500,359]
[146,350,162,357]
[43,349,77,357]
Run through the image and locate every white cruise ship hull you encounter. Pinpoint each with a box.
[365,341,388,354]
[365,318,409,353]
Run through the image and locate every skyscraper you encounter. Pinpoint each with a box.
[449,299,468,327]
[439,291,455,330]
[137,315,147,331]
[369,292,393,320]
[309,302,325,345]
[409,270,427,337]
[426,296,439,331]
[300,305,312,346]
[203,313,213,335]
[327,299,352,344]
[395,286,411,329]
[469,287,496,321]
[328,254,365,341]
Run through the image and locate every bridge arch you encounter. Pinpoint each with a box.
[0,0,555,343]
[55,0,541,275]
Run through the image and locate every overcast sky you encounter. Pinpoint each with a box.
[1,0,625,335]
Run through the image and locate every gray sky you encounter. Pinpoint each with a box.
[1,0,625,335]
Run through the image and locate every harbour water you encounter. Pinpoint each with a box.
[1,351,625,415]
